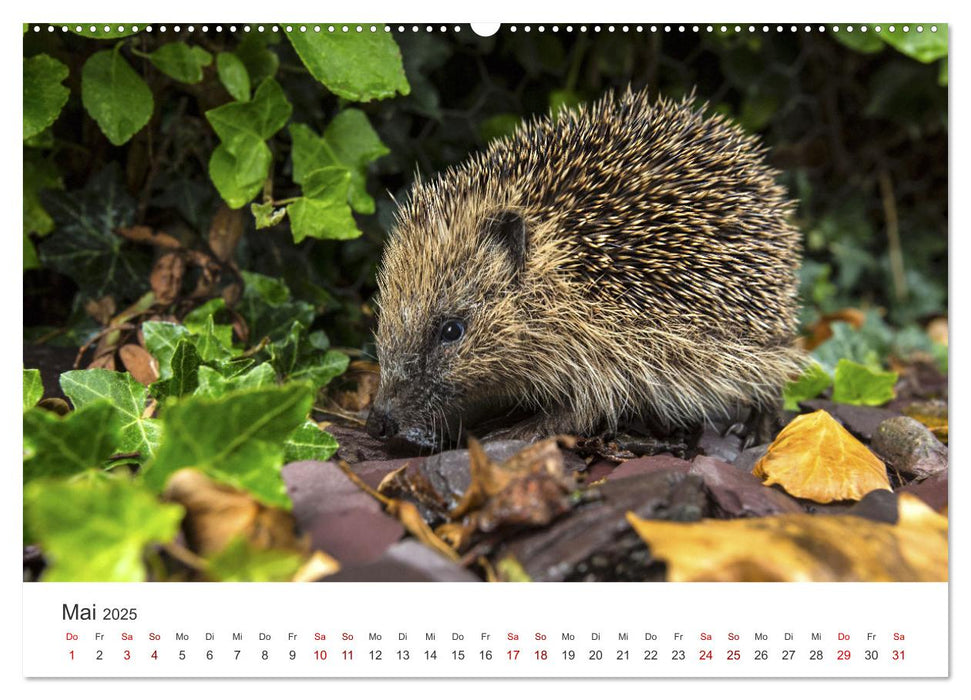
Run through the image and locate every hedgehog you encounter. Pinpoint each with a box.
[365,88,804,452]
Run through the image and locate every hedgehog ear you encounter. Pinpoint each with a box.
[481,210,527,273]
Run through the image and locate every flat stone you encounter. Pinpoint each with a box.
[319,540,479,582]
[897,471,948,512]
[605,454,692,480]
[306,508,404,565]
[494,469,709,581]
[697,426,744,464]
[872,416,948,482]
[689,455,803,517]
[800,399,900,443]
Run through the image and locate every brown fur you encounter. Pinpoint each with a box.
[370,88,804,450]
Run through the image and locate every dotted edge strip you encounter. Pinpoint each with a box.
[30,23,944,36]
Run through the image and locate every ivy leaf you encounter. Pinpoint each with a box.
[217,52,251,101]
[831,359,898,406]
[284,420,338,462]
[64,24,141,39]
[143,384,315,508]
[193,315,236,363]
[23,402,121,481]
[287,174,360,242]
[37,165,150,299]
[195,362,276,398]
[206,78,292,208]
[142,321,193,379]
[270,321,349,390]
[183,299,234,347]
[238,271,314,344]
[878,25,948,63]
[23,368,43,410]
[23,54,70,139]
[286,28,410,102]
[234,31,279,84]
[783,361,833,411]
[151,339,201,400]
[24,153,61,237]
[24,476,184,582]
[81,46,154,145]
[146,42,212,84]
[251,201,286,228]
[60,369,161,459]
[206,537,303,582]
[831,29,885,54]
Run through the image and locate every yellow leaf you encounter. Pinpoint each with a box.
[291,550,341,582]
[626,494,947,582]
[753,410,890,502]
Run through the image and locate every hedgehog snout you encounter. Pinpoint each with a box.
[365,401,399,440]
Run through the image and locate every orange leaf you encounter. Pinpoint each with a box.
[753,410,890,502]
[626,494,947,582]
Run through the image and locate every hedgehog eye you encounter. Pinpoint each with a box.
[439,319,465,344]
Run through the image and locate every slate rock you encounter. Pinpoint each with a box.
[282,460,403,564]
[733,444,769,474]
[605,454,692,480]
[320,540,479,582]
[494,469,709,582]
[845,489,899,525]
[697,425,744,464]
[872,416,948,481]
[800,399,899,443]
[689,455,802,517]
[897,471,948,512]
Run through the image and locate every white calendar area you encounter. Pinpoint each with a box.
[23,582,947,678]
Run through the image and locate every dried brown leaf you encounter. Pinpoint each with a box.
[150,252,186,305]
[164,468,307,556]
[208,204,244,263]
[291,550,341,582]
[84,296,117,325]
[626,493,947,582]
[387,499,460,561]
[119,343,160,386]
[116,225,182,249]
[754,410,890,502]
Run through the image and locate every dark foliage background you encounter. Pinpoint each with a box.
[24,25,948,354]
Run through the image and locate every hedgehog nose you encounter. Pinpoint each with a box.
[365,406,399,440]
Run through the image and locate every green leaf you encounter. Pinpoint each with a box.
[64,24,141,39]
[287,183,360,242]
[206,78,292,208]
[832,28,885,54]
[151,339,201,400]
[142,321,193,380]
[783,362,833,411]
[23,369,43,410]
[290,112,389,215]
[145,42,212,84]
[206,537,302,582]
[284,421,338,462]
[831,359,899,406]
[60,369,161,459]
[251,201,287,228]
[24,54,70,140]
[36,165,150,299]
[217,52,251,101]
[939,57,948,86]
[270,321,349,390]
[24,476,184,581]
[234,31,279,84]
[143,384,315,507]
[193,315,236,363]
[286,28,410,102]
[81,46,154,145]
[878,25,948,63]
[24,235,39,270]
[23,153,61,238]
[183,300,234,348]
[23,402,121,481]
[480,113,521,143]
[549,88,582,118]
[239,271,315,343]
[195,362,277,398]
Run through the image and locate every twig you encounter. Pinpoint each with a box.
[878,169,908,303]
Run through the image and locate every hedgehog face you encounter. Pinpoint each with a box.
[366,205,530,450]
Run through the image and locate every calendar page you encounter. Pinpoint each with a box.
[19,10,951,688]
